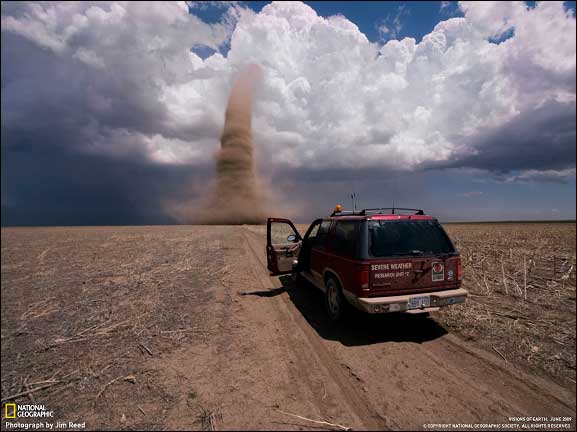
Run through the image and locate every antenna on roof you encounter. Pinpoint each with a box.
[350,181,358,212]
[350,192,354,212]
[391,169,399,214]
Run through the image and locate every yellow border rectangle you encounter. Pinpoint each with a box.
[4,403,16,419]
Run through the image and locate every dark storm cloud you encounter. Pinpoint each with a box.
[1,34,218,149]
[1,142,210,226]
[1,34,156,153]
[426,100,576,180]
[1,33,213,226]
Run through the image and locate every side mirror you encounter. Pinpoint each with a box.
[287,234,297,243]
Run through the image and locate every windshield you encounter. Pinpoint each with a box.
[368,220,455,257]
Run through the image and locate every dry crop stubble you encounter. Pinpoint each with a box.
[439,223,576,384]
[1,226,219,429]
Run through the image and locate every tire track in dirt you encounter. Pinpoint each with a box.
[149,227,373,430]
[242,229,388,430]
[437,334,576,412]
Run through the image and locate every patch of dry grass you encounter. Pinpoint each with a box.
[439,223,576,384]
[1,226,221,429]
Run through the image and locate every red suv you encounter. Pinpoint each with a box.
[266,207,467,321]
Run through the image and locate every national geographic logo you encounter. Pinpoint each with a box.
[3,403,55,419]
[4,403,16,419]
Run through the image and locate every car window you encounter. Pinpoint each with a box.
[368,220,455,257]
[308,223,321,238]
[312,220,332,248]
[270,221,300,244]
[318,220,332,235]
[329,221,356,257]
[303,219,323,241]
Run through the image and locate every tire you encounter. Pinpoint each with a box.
[324,277,348,322]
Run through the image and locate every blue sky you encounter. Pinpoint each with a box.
[194,1,465,42]
[304,1,462,41]
[205,1,576,44]
[1,1,576,225]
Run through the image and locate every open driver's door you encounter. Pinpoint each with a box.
[267,218,302,275]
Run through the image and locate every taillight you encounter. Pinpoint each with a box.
[358,266,369,289]
[457,258,463,281]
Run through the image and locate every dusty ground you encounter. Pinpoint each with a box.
[1,224,576,431]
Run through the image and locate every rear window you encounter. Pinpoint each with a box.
[368,220,455,257]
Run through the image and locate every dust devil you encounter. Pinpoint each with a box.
[198,64,266,224]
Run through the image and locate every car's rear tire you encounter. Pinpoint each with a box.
[325,277,347,322]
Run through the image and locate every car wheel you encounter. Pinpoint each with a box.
[325,277,346,321]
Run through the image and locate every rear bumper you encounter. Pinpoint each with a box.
[352,288,468,314]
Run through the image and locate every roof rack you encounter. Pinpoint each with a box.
[361,207,425,216]
[330,207,425,217]
[329,210,358,216]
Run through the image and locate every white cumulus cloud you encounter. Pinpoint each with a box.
[1,0,575,180]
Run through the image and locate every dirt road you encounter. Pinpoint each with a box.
[1,225,575,431]
[137,226,577,430]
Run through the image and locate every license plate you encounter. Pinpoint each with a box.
[408,296,430,309]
